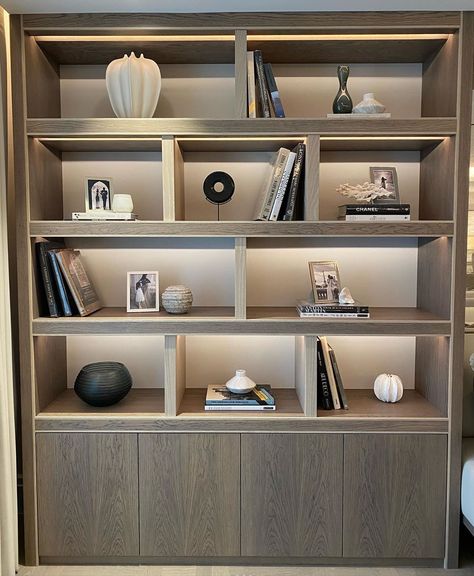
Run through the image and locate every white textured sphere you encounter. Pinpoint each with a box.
[106,52,161,118]
[162,285,193,314]
[374,373,403,403]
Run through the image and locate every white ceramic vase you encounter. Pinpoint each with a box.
[225,370,256,394]
[373,373,403,403]
[106,52,161,118]
[353,93,386,114]
[112,194,134,213]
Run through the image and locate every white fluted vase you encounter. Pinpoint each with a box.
[106,52,161,118]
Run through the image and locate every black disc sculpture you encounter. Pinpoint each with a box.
[74,361,132,407]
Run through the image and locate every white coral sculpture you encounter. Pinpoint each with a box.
[336,182,393,203]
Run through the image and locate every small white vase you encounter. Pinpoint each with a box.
[353,93,386,114]
[225,370,256,394]
[106,52,161,118]
[112,194,134,213]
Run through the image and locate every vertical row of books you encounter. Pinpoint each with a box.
[247,50,285,119]
[317,337,348,410]
[35,237,101,318]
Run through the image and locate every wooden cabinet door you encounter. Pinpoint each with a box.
[36,433,139,558]
[139,433,240,557]
[241,433,343,557]
[344,434,447,559]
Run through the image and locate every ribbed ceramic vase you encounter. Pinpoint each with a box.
[353,92,386,114]
[74,361,132,407]
[332,65,353,114]
[106,52,161,118]
[162,285,193,314]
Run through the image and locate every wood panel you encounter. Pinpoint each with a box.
[417,236,452,319]
[234,237,246,319]
[34,335,66,413]
[415,336,449,417]
[164,334,185,416]
[36,433,139,557]
[419,137,455,220]
[24,35,60,117]
[343,434,447,559]
[241,433,343,557]
[234,29,247,118]
[162,135,184,222]
[139,433,240,556]
[28,137,62,221]
[304,134,319,221]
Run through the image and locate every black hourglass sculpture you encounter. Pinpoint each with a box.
[332,65,353,114]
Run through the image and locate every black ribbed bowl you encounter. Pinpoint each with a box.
[74,361,132,407]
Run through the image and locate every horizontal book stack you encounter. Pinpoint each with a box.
[297,300,370,318]
[317,337,348,410]
[35,237,102,317]
[247,50,285,118]
[338,204,411,221]
[253,144,306,221]
[204,385,276,411]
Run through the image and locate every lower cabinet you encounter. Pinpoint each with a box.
[36,432,139,558]
[241,433,343,557]
[139,433,240,557]
[343,434,447,559]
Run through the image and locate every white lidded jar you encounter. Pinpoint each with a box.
[225,370,256,394]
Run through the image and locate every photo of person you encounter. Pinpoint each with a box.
[85,178,113,212]
[309,261,341,304]
[369,167,400,203]
[127,272,159,312]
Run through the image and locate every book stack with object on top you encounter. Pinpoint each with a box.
[317,337,348,410]
[247,50,284,119]
[204,385,276,411]
[338,203,410,221]
[297,300,370,318]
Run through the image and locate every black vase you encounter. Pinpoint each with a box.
[74,361,132,407]
[332,65,353,114]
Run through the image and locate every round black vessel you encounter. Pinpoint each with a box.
[74,361,132,407]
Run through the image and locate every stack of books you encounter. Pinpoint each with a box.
[254,144,306,221]
[297,300,370,318]
[247,50,284,118]
[338,204,410,221]
[204,384,276,411]
[72,212,137,221]
[35,237,102,318]
[317,336,348,410]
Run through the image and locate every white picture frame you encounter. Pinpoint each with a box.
[127,271,159,313]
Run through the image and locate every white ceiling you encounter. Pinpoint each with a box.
[2,0,474,13]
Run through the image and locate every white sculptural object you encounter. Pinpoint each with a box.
[112,194,134,213]
[353,93,386,114]
[339,287,355,305]
[374,373,404,403]
[106,52,161,118]
[225,370,256,394]
[336,182,393,203]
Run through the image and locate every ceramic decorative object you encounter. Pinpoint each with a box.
[161,285,193,314]
[225,370,256,394]
[373,373,404,403]
[336,182,393,203]
[339,287,355,305]
[353,92,386,114]
[332,65,353,114]
[112,194,134,213]
[106,52,161,118]
[74,361,132,407]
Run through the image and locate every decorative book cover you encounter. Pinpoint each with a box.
[319,336,341,409]
[282,143,305,221]
[47,250,75,317]
[205,384,275,405]
[328,346,348,409]
[54,249,102,317]
[316,338,332,410]
[247,51,257,118]
[254,50,271,118]
[253,147,291,221]
[269,150,296,221]
[264,62,285,117]
[35,238,66,318]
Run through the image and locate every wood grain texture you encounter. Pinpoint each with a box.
[446,11,474,569]
[34,335,66,413]
[241,433,343,557]
[28,220,454,238]
[422,31,458,117]
[419,137,455,220]
[36,432,139,557]
[164,335,181,417]
[417,237,452,319]
[304,134,319,221]
[343,434,447,559]
[28,137,62,221]
[234,29,247,119]
[24,35,60,117]
[415,336,449,417]
[294,335,317,417]
[162,136,183,222]
[139,433,240,556]
[234,237,246,319]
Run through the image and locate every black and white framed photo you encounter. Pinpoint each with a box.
[308,261,341,304]
[369,167,399,204]
[127,271,159,312]
[85,178,113,212]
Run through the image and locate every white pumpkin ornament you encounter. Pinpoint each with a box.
[106,52,161,118]
[373,373,403,403]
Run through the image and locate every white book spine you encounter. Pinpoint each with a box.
[260,148,290,220]
[269,151,297,221]
[319,336,341,409]
[204,404,276,411]
[247,51,256,119]
[343,214,410,221]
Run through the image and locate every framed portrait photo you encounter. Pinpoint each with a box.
[85,177,113,212]
[127,271,159,313]
[369,167,399,204]
[308,261,341,304]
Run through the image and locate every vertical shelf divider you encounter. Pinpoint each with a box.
[164,334,186,417]
[304,134,320,221]
[234,29,248,119]
[295,335,317,417]
[162,136,184,222]
[235,237,246,319]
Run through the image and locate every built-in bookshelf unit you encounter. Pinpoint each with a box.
[10,10,473,569]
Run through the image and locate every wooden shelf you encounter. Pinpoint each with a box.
[39,388,165,416]
[317,389,445,419]
[178,387,303,417]
[29,220,454,238]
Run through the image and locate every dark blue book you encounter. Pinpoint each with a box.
[35,238,63,317]
[47,250,73,316]
[264,63,285,118]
